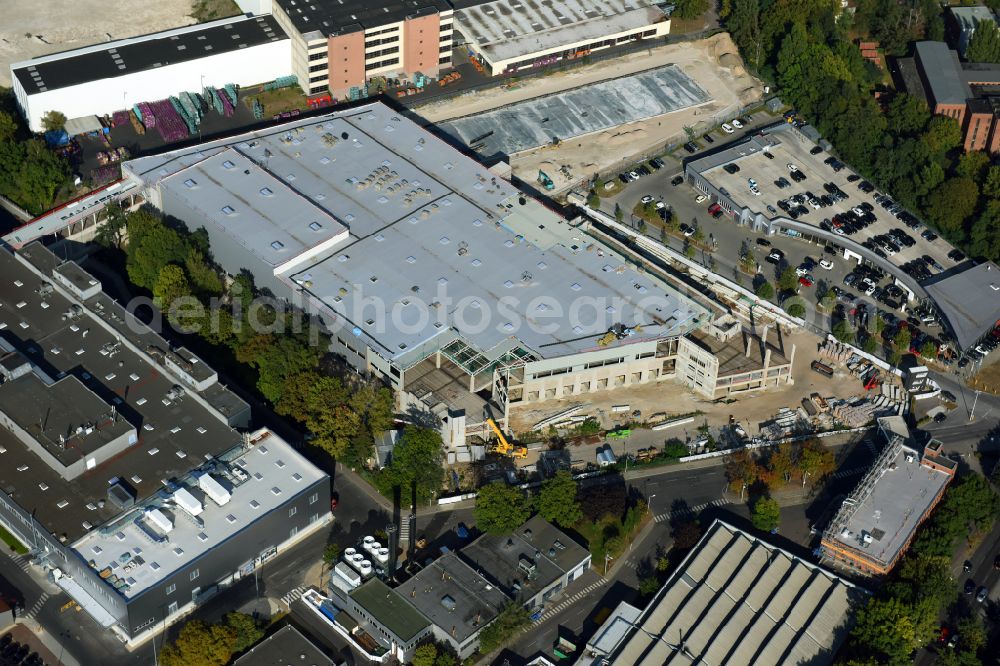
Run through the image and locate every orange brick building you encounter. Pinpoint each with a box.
[910,41,1000,154]
[820,418,955,577]
[271,0,454,99]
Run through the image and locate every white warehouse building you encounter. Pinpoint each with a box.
[10,15,291,132]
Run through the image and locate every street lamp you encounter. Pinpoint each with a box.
[648,494,656,518]
[604,552,613,575]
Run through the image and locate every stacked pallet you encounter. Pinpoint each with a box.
[818,340,852,364]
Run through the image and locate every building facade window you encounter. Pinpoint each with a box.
[165,583,176,595]
[189,569,200,582]
[288,506,298,518]
[309,492,318,504]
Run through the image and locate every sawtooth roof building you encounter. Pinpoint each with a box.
[595,520,866,666]
[124,101,718,451]
[0,242,330,645]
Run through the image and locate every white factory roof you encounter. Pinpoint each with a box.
[454,0,667,65]
[607,520,865,665]
[125,103,708,367]
[72,429,324,599]
[160,149,350,274]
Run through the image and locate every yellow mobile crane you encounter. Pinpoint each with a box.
[486,418,527,459]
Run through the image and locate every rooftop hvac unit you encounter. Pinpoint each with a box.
[173,487,203,516]
[344,547,357,558]
[107,482,136,510]
[199,474,231,506]
[376,547,389,564]
[363,535,375,547]
[862,531,874,544]
[840,528,851,539]
[359,560,373,576]
[905,453,916,463]
[146,508,173,533]
[334,562,361,587]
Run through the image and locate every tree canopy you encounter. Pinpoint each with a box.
[535,471,583,528]
[967,19,1000,63]
[474,483,531,534]
[750,497,780,532]
[375,427,445,502]
[159,613,263,666]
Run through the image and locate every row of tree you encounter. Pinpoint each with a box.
[725,439,836,493]
[160,613,263,666]
[723,0,1000,264]
[103,207,395,467]
[841,474,1000,664]
[0,105,72,215]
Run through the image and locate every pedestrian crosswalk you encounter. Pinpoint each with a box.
[9,553,31,574]
[23,593,49,620]
[653,497,732,523]
[534,579,608,624]
[281,586,307,607]
[831,466,867,480]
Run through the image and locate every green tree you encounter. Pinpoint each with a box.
[160,619,236,666]
[832,319,854,343]
[970,199,1000,261]
[478,602,532,653]
[885,93,930,137]
[684,243,696,259]
[638,575,661,595]
[893,326,912,360]
[919,340,937,358]
[674,0,709,19]
[0,111,18,143]
[536,471,583,528]
[126,215,189,290]
[412,644,438,666]
[380,427,445,503]
[224,612,263,654]
[967,19,1000,63]
[152,264,191,310]
[751,497,780,532]
[799,441,835,485]
[785,301,805,318]
[322,543,342,564]
[956,151,990,181]
[41,110,67,132]
[850,596,921,663]
[754,280,774,299]
[614,203,623,222]
[777,265,798,292]
[95,203,128,249]
[862,335,878,354]
[474,483,531,534]
[586,191,600,208]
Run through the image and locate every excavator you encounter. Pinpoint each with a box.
[486,418,527,459]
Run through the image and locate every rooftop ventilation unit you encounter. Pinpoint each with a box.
[107,482,136,510]
[173,487,203,516]
[145,508,173,533]
[199,474,231,506]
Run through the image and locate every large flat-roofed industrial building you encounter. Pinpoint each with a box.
[0,242,329,643]
[599,520,866,665]
[10,15,291,133]
[820,417,955,576]
[452,0,671,76]
[124,102,737,448]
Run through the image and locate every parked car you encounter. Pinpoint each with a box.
[799,275,814,287]
[684,142,697,154]
[819,259,834,270]
[650,158,665,170]
[810,145,823,155]
[976,586,989,603]
[766,204,777,214]
[671,175,684,186]
[731,119,744,129]
[641,195,654,204]
[724,163,741,174]
[994,553,1000,570]
[702,133,715,144]
[695,194,708,204]
[721,123,735,134]
[756,238,772,247]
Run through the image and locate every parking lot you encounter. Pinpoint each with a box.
[700,126,960,276]
[592,130,952,363]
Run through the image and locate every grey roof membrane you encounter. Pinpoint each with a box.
[915,41,971,105]
[126,103,707,366]
[923,261,1000,349]
[440,64,711,156]
[454,0,664,65]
